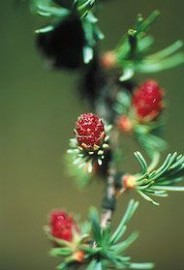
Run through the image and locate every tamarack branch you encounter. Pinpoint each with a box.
[27,1,184,269]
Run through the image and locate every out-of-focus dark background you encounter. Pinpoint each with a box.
[0,0,184,269]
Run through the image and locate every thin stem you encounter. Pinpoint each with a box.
[101,172,117,228]
[101,209,113,229]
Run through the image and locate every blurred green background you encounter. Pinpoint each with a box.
[0,0,184,269]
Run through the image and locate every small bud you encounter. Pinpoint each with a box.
[132,80,164,122]
[73,250,85,263]
[50,210,78,242]
[100,51,117,69]
[123,174,136,190]
[116,115,133,133]
[75,113,105,151]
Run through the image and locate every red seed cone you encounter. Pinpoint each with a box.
[132,80,164,122]
[75,113,105,150]
[50,210,78,241]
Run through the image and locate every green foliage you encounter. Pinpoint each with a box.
[30,0,96,18]
[114,90,132,116]
[76,0,97,17]
[113,11,184,81]
[30,0,103,63]
[65,153,92,187]
[134,122,167,158]
[83,200,153,269]
[132,152,184,205]
[30,0,70,18]
[67,136,109,170]
[47,200,154,270]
